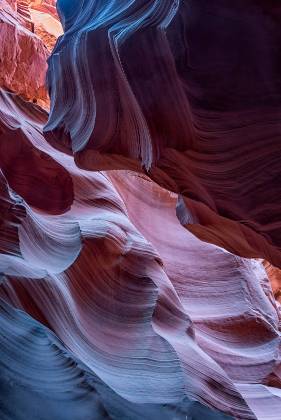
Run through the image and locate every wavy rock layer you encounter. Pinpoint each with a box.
[0,298,110,420]
[0,89,280,418]
[45,0,281,268]
[2,298,235,420]
[1,1,281,419]
[0,297,235,420]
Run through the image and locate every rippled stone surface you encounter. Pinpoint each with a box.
[45,0,281,268]
[0,1,280,419]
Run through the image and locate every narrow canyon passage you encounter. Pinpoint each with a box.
[0,1,280,419]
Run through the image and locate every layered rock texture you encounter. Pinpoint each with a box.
[0,1,280,420]
[29,0,62,50]
[0,0,49,106]
[46,0,281,269]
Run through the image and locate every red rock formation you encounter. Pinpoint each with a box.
[29,0,57,19]
[0,1,281,419]
[0,88,280,419]
[264,261,281,303]
[28,0,62,51]
[16,0,34,31]
[0,0,49,107]
[6,0,17,11]
[45,0,281,269]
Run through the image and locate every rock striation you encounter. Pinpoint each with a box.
[0,1,280,419]
[0,89,280,418]
[45,0,281,268]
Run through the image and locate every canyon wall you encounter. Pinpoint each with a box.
[45,0,281,269]
[0,1,280,419]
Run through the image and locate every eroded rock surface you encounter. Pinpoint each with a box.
[0,0,49,106]
[45,0,281,268]
[0,1,280,419]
